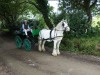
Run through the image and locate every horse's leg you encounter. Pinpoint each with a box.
[38,38,42,52]
[42,40,46,51]
[52,40,57,56]
[56,40,61,55]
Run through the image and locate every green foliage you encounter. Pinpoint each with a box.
[86,19,100,37]
[0,0,28,31]
[68,10,87,37]
[58,0,99,36]
[38,18,47,29]
[60,37,100,56]
[28,0,53,28]
[60,39,75,52]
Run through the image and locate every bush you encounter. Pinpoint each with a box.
[60,37,100,56]
[60,39,74,52]
[67,10,88,37]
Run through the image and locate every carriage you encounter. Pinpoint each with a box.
[15,20,40,51]
[15,19,70,56]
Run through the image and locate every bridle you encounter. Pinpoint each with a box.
[55,26,69,31]
[54,22,69,31]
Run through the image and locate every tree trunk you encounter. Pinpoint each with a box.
[85,8,92,33]
[28,0,54,29]
[86,9,92,25]
[4,15,17,34]
[42,13,53,29]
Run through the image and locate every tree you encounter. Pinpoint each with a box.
[58,0,100,35]
[28,0,53,29]
[0,0,27,31]
[74,0,97,25]
[59,0,98,25]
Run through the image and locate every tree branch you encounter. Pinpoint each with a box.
[90,0,97,9]
[27,0,40,11]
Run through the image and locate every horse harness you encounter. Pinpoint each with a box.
[43,28,64,41]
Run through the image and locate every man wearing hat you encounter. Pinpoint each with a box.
[22,20,32,37]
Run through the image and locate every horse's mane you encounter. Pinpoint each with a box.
[55,20,63,29]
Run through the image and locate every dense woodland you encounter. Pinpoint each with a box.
[0,0,100,56]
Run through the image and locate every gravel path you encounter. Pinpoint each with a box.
[0,36,100,75]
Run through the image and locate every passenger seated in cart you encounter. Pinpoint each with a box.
[22,20,32,37]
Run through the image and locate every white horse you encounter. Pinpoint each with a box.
[38,20,70,56]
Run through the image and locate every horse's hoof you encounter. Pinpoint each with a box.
[42,48,45,52]
[39,49,42,52]
[52,53,57,56]
[57,52,60,55]
[42,49,45,52]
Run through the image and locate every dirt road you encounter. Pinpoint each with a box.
[0,36,100,75]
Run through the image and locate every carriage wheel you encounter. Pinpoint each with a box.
[24,38,31,51]
[15,36,22,48]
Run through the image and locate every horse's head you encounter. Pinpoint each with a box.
[61,20,70,31]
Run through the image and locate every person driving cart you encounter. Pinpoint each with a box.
[22,20,32,37]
